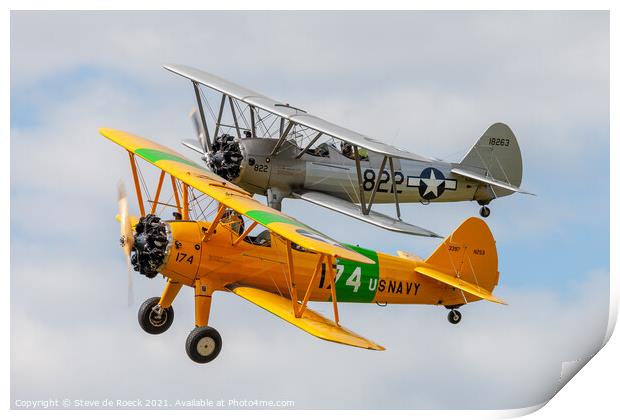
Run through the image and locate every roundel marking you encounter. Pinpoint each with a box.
[419,167,447,199]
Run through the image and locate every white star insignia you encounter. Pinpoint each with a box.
[421,169,445,198]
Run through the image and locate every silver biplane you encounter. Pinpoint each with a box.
[165,64,532,237]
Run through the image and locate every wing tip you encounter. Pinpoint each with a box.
[99,127,120,139]
[319,334,385,351]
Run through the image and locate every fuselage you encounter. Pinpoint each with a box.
[231,137,511,205]
[157,219,477,307]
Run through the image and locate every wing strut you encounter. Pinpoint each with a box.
[388,157,401,220]
[326,256,340,325]
[170,174,182,214]
[270,121,295,156]
[128,152,146,216]
[232,220,259,246]
[204,203,226,240]
[250,106,256,137]
[284,238,300,307]
[213,93,227,140]
[353,146,367,214]
[192,81,212,153]
[295,132,323,159]
[296,254,324,317]
[366,155,387,214]
[150,170,166,215]
[281,238,340,324]
[228,96,242,138]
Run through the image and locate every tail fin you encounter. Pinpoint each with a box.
[458,123,523,192]
[423,217,502,303]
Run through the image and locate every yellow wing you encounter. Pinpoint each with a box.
[414,266,506,305]
[229,286,385,351]
[100,128,373,264]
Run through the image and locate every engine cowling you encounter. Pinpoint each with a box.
[131,215,202,282]
[208,134,244,181]
[131,215,169,278]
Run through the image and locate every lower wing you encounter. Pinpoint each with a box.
[228,285,385,351]
[292,190,440,238]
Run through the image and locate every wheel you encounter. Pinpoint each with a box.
[479,206,491,218]
[448,310,462,324]
[138,297,174,334]
[186,326,222,364]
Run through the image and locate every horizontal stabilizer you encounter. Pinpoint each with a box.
[293,190,441,238]
[415,266,506,305]
[451,168,534,195]
[396,250,424,262]
[228,285,385,351]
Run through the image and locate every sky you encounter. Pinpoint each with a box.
[10,11,610,409]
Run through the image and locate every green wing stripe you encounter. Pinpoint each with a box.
[135,148,204,170]
[245,210,306,229]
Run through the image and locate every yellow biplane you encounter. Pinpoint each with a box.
[102,127,506,364]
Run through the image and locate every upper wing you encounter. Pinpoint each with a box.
[292,190,441,238]
[100,128,373,264]
[164,64,432,162]
[229,285,385,351]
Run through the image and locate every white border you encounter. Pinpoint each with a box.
[4,1,616,418]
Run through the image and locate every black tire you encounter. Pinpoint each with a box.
[138,297,174,334]
[448,310,462,325]
[479,206,491,218]
[185,326,222,364]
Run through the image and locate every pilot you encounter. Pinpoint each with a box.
[314,143,330,157]
[341,142,369,160]
[244,130,252,138]
[341,142,354,159]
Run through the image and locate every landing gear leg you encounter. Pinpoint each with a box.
[138,297,175,334]
[186,278,222,364]
[138,279,182,334]
[267,188,284,211]
[479,206,491,218]
[447,309,462,325]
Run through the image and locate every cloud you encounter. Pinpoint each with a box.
[10,10,610,410]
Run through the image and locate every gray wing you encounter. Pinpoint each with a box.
[292,190,441,238]
[164,64,432,162]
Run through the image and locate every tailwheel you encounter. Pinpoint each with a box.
[186,326,222,364]
[479,206,491,218]
[447,309,462,325]
[138,297,174,334]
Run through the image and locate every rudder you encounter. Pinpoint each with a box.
[459,123,523,190]
[425,217,499,296]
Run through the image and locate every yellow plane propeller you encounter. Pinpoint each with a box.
[117,181,136,306]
